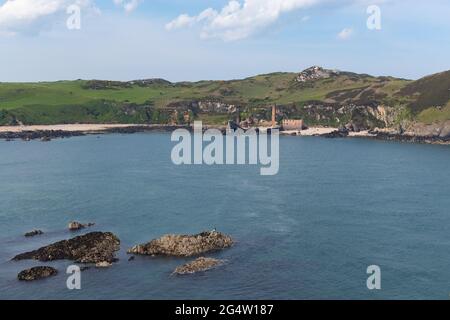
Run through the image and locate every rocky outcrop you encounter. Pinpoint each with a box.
[0,130,85,141]
[128,231,233,257]
[173,257,225,275]
[17,266,57,281]
[24,230,44,237]
[296,66,340,83]
[406,120,450,140]
[68,221,95,231]
[12,232,120,264]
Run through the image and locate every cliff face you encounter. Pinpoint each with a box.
[406,120,450,139]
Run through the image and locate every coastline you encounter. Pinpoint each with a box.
[0,124,448,145]
[0,124,188,141]
[0,124,144,133]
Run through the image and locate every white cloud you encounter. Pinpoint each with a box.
[0,0,97,35]
[165,14,195,30]
[113,0,142,13]
[166,0,321,41]
[165,8,218,31]
[337,27,353,40]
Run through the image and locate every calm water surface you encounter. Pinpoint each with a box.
[0,133,449,299]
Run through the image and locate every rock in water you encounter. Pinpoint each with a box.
[68,221,95,231]
[174,257,225,275]
[95,261,112,268]
[12,232,120,264]
[24,230,44,237]
[128,231,233,257]
[18,266,57,281]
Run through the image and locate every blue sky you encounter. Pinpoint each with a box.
[0,0,449,82]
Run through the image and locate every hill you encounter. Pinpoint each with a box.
[0,67,448,129]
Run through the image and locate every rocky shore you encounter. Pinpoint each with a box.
[367,131,450,144]
[1,123,448,145]
[13,232,120,264]
[128,231,234,257]
[0,124,189,141]
[0,130,85,141]
[320,127,450,144]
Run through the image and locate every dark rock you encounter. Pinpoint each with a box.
[18,266,57,281]
[345,123,354,132]
[0,130,85,141]
[173,257,225,275]
[322,127,349,138]
[128,231,233,257]
[12,232,120,264]
[24,230,44,237]
[128,256,135,261]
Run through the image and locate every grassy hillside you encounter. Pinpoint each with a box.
[0,67,448,126]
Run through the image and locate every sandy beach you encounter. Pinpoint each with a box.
[281,127,375,137]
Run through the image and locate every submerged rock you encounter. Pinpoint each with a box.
[174,257,225,275]
[18,266,58,281]
[68,221,95,231]
[24,230,44,237]
[12,232,120,264]
[95,261,112,268]
[128,231,233,257]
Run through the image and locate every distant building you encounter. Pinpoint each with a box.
[282,119,304,131]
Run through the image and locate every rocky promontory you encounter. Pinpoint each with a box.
[12,232,120,264]
[128,231,233,257]
[17,266,58,281]
[173,257,225,275]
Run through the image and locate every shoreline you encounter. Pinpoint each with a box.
[0,124,448,145]
[0,124,186,133]
[0,124,189,141]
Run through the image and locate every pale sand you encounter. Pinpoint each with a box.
[281,127,338,136]
[282,127,375,137]
[299,127,337,136]
[0,124,147,133]
[348,130,376,137]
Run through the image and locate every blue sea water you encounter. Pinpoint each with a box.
[0,133,449,300]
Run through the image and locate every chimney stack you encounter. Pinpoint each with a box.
[272,105,276,127]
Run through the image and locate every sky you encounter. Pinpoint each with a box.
[0,0,449,82]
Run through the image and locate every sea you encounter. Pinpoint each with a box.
[0,133,449,299]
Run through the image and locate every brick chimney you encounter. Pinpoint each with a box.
[271,105,276,127]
